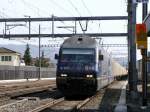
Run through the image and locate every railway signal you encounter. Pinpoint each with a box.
[136,23,148,106]
[136,23,147,49]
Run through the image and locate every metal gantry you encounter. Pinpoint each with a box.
[0,16,128,38]
[1,33,128,38]
[0,16,128,22]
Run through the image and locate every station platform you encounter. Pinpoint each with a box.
[126,83,150,112]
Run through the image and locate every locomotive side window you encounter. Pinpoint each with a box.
[98,50,103,60]
[99,55,103,60]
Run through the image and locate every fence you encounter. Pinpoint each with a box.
[0,65,56,80]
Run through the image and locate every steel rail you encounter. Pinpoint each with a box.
[29,97,64,112]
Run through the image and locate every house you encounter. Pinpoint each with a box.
[0,47,21,66]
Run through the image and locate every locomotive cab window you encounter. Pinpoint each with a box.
[55,54,59,60]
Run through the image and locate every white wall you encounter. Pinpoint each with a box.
[0,53,20,66]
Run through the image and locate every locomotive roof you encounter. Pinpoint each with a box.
[61,36,97,48]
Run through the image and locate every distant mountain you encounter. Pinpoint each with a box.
[0,44,59,63]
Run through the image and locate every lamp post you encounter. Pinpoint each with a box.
[38,24,41,80]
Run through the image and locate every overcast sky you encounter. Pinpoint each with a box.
[0,0,149,59]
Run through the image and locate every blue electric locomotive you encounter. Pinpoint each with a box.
[55,36,114,97]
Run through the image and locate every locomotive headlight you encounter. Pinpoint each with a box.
[61,74,67,77]
[86,75,93,78]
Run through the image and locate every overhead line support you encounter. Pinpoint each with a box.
[0,16,128,22]
[1,33,128,38]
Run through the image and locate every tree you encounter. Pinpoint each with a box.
[23,44,32,65]
[35,51,49,67]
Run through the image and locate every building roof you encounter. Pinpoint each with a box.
[0,47,21,55]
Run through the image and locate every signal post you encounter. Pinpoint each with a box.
[136,23,148,107]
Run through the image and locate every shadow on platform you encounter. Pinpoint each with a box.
[127,88,150,112]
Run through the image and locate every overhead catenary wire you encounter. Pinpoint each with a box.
[80,0,95,33]
[80,0,94,32]
[27,0,76,33]
[67,0,82,17]
[67,0,89,33]
[42,0,78,33]
[9,0,70,38]
[49,0,77,32]
[0,15,39,44]
[6,0,52,35]
[21,0,77,33]
[49,0,74,17]
[20,0,53,33]
[67,0,95,33]
[21,0,74,43]
[21,0,48,16]
[0,10,10,18]
[81,0,93,16]
[46,0,94,33]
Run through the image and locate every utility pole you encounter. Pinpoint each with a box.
[24,15,31,39]
[29,16,31,39]
[52,14,54,38]
[127,0,138,98]
[142,2,148,107]
[74,21,77,34]
[39,25,41,80]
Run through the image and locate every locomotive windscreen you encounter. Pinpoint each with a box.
[61,48,95,62]
[58,48,96,73]
[62,49,94,54]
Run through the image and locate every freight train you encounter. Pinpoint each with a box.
[55,36,127,97]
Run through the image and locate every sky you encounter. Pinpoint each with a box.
[0,0,149,59]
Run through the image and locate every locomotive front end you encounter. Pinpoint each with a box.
[55,37,98,97]
[56,48,97,96]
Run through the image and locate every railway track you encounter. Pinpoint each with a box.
[0,80,59,112]
[29,97,65,112]
[41,81,126,112]
[0,86,62,112]
[80,81,127,112]
[0,80,55,92]
[5,84,56,97]
[0,80,127,112]
[41,89,106,112]
[0,82,56,98]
